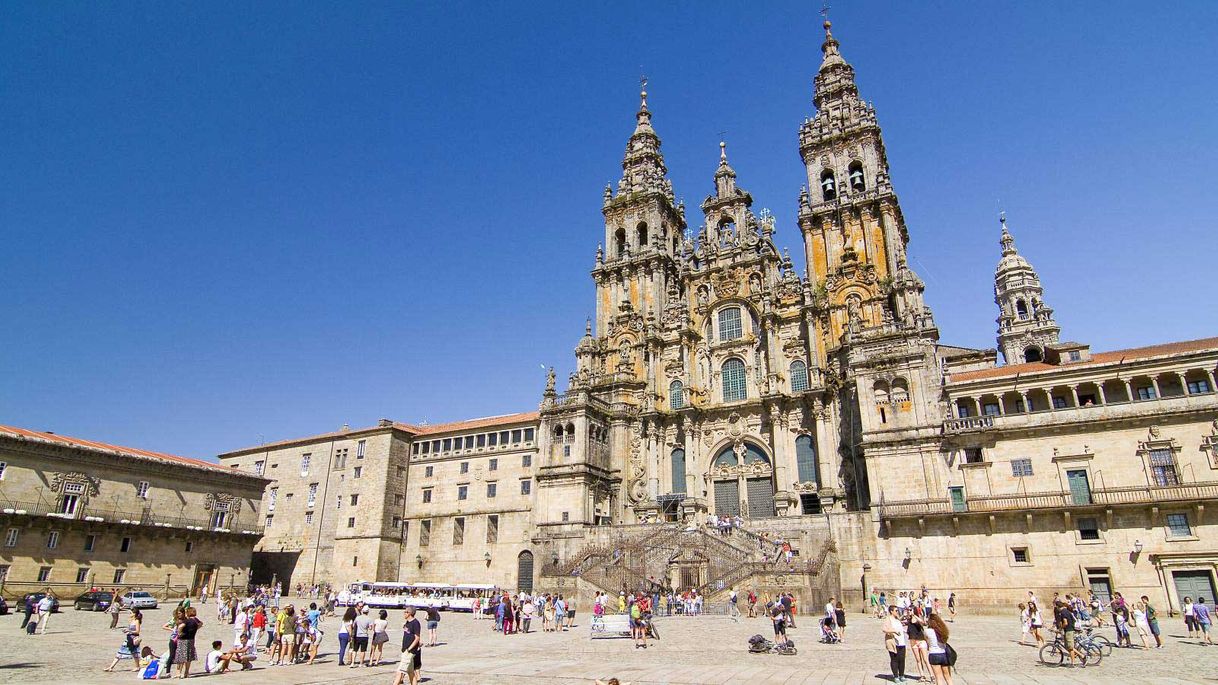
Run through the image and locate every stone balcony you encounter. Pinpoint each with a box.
[0,498,263,536]
[943,392,1216,436]
[878,480,1218,520]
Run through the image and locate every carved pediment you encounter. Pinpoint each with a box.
[204,492,242,514]
[51,472,100,498]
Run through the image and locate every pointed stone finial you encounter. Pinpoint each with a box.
[640,75,648,111]
[999,212,1017,256]
[585,317,592,335]
[719,140,727,162]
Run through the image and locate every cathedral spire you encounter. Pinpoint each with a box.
[813,20,860,109]
[616,78,673,199]
[993,214,1060,364]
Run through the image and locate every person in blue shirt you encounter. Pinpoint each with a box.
[1194,597,1213,645]
[307,603,321,630]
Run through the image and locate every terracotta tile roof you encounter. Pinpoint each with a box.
[405,411,540,436]
[218,422,417,457]
[949,336,1218,383]
[0,424,258,477]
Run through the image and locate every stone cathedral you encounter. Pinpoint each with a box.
[223,22,1218,610]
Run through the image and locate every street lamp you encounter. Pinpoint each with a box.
[903,547,912,562]
[484,551,492,567]
[416,554,424,569]
[1133,540,1144,554]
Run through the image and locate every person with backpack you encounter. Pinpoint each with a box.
[631,593,647,649]
[747,588,758,618]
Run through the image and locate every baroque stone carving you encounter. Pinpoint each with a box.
[50,471,101,498]
[204,492,243,514]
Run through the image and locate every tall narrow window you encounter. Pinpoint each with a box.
[356,439,366,458]
[820,169,837,200]
[47,531,60,549]
[4,528,18,547]
[268,487,278,512]
[796,435,818,484]
[253,461,264,476]
[1016,299,1029,320]
[136,481,150,499]
[307,483,318,507]
[848,161,865,191]
[453,517,465,545]
[636,222,648,249]
[487,514,499,544]
[1149,449,1180,486]
[790,360,809,393]
[670,448,687,495]
[718,307,743,342]
[615,227,626,258]
[420,520,431,546]
[670,380,685,410]
[722,358,747,402]
[300,453,311,476]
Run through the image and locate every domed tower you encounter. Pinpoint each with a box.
[994,214,1060,364]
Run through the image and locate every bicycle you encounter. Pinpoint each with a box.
[1039,630,1094,667]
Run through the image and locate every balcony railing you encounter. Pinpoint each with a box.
[943,415,994,433]
[879,480,1218,519]
[0,499,262,536]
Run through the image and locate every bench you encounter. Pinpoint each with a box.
[590,613,633,638]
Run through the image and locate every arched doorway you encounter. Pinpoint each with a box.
[517,551,534,594]
[710,442,775,519]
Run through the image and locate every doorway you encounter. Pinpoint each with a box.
[715,480,740,516]
[1173,570,1217,604]
[517,551,534,594]
[192,564,216,597]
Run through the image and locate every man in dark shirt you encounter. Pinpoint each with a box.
[771,602,788,646]
[393,607,422,685]
[1054,599,1081,666]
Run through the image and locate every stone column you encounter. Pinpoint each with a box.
[1178,372,1190,395]
[1070,385,1081,407]
[1019,391,1030,413]
[1151,377,1162,399]
[1097,383,1108,405]
[1123,379,1134,402]
[1207,370,1217,392]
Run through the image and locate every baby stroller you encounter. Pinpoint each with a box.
[748,634,798,655]
[819,618,841,644]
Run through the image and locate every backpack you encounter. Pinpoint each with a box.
[630,604,641,619]
[141,659,160,680]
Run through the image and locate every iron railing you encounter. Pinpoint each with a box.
[878,480,1218,519]
[0,498,262,536]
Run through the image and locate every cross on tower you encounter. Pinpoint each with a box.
[820,0,830,21]
[759,208,773,222]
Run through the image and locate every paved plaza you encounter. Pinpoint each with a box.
[2,600,1216,684]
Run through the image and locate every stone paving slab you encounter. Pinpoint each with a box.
[3,599,1217,684]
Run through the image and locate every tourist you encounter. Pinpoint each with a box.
[425,603,442,645]
[204,639,227,674]
[1131,601,1151,649]
[770,599,788,647]
[747,588,758,618]
[351,606,372,667]
[174,606,202,679]
[1184,596,1196,638]
[545,596,558,631]
[869,589,880,618]
[883,605,908,683]
[835,601,847,642]
[336,606,355,665]
[925,613,953,685]
[522,595,536,633]
[369,609,390,665]
[104,609,144,672]
[907,608,932,682]
[160,607,183,675]
[783,592,796,628]
[20,594,35,632]
[36,592,55,634]
[1017,603,1031,645]
[947,592,957,622]
[1053,598,1082,667]
[472,595,482,620]
[502,596,515,636]
[1194,597,1213,645]
[225,632,257,671]
[555,595,567,632]
[1112,596,1132,648]
[1027,601,1045,648]
[566,594,577,629]
[250,605,266,649]
[393,607,422,685]
[631,593,647,649]
[618,591,626,614]
[1089,592,1106,627]
[108,595,123,629]
[234,605,250,645]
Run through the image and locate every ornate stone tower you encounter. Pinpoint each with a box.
[993,214,1060,364]
[796,21,941,510]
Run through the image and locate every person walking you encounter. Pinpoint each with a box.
[425,604,441,646]
[883,605,909,683]
[1053,599,1083,667]
[1183,596,1196,638]
[835,602,847,642]
[1027,601,1045,648]
[1194,597,1213,645]
[20,594,35,632]
[351,606,372,667]
[105,609,143,672]
[925,613,954,685]
[947,593,957,622]
[393,608,422,685]
[566,594,577,629]
[108,596,123,629]
[1017,603,1031,645]
[336,606,355,666]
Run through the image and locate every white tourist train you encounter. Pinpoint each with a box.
[339,581,499,611]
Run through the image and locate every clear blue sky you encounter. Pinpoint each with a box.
[2,1,1216,460]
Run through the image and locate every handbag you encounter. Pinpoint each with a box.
[945,642,958,667]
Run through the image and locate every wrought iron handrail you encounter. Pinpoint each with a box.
[0,498,262,535]
[879,480,1218,518]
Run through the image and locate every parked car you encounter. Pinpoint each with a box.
[118,591,158,609]
[20,593,60,613]
[0,596,8,615]
[73,591,115,612]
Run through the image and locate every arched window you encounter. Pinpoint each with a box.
[670,448,686,494]
[820,169,837,200]
[713,446,738,467]
[795,435,818,484]
[614,227,626,258]
[636,222,648,249]
[743,443,768,464]
[789,360,809,393]
[718,307,743,342]
[848,161,865,191]
[669,380,685,410]
[873,380,890,404]
[891,378,910,403]
[1024,347,1043,363]
[722,358,747,402]
[564,423,575,443]
[1015,299,1029,320]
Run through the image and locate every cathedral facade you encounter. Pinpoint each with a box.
[221,22,1218,611]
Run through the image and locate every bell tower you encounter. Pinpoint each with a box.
[994,214,1060,364]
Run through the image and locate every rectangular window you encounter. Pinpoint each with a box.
[718,307,743,341]
[464,436,474,449]
[443,438,452,452]
[420,520,431,546]
[265,514,274,527]
[185,541,193,552]
[982,403,1000,416]
[0,461,6,480]
[477,434,486,448]
[520,479,532,495]
[59,493,80,516]
[963,448,984,464]
[562,511,570,522]
[1150,449,1180,486]
[949,486,966,513]
[421,442,430,454]
[522,454,532,468]
[457,485,468,500]
[357,439,366,458]
[5,528,18,547]
[347,517,356,528]
[38,566,51,582]
[1078,517,1100,541]
[1167,513,1192,537]
[499,431,509,445]
[354,466,362,479]
[334,448,348,470]
[425,466,434,478]
[392,516,401,529]
[76,567,89,583]
[486,482,497,498]
[336,494,342,510]
[1136,386,1156,400]
[489,433,498,446]
[1068,350,1081,361]
[268,487,278,512]
[120,537,131,553]
[1012,547,1030,564]
[563,445,571,458]
[305,511,314,525]
[307,483,318,507]
[254,460,265,475]
[422,489,433,503]
[1187,379,1212,394]
[1052,396,1068,409]
[453,517,465,545]
[300,453,311,476]
[460,462,469,474]
[47,531,59,549]
[350,494,359,506]
[525,428,535,442]
[1011,458,1034,477]
[394,494,404,506]
[489,458,498,471]
[84,534,96,552]
[412,443,420,455]
[511,430,522,444]
[487,514,499,543]
[113,569,126,584]
[431,440,440,453]
[136,481,150,499]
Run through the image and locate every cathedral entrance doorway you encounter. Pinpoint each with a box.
[517,551,534,594]
[709,441,776,519]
